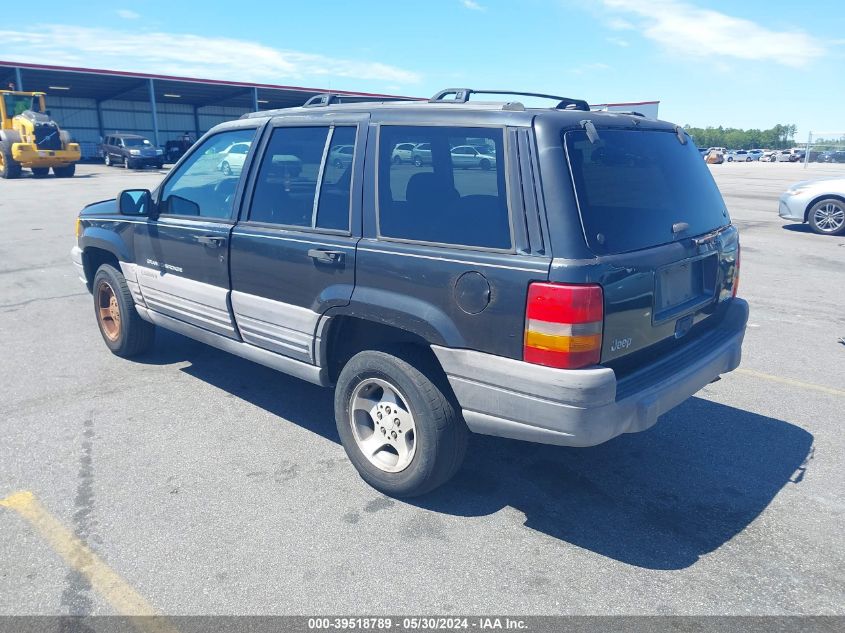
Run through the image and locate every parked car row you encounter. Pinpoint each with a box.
[699,146,845,164]
[391,141,496,169]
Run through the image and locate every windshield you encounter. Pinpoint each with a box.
[3,94,42,116]
[565,129,730,254]
[123,138,152,147]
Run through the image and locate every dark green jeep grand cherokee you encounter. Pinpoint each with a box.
[72,89,747,497]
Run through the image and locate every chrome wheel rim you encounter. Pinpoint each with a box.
[96,281,121,341]
[349,378,417,473]
[813,201,845,233]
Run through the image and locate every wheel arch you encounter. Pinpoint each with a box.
[317,314,450,386]
[80,237,127,290]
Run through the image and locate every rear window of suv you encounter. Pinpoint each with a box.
[564,129,729,254]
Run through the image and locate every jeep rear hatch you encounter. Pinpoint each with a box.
[558,127,739,366]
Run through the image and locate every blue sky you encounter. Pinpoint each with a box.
[0,0,842,137]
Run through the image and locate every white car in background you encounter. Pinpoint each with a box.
[726,150,753,162]
[391,142,417,164]
[779,179,845,235]
[450,145,497,170]
[328,144,354,169]
[217,141,252,175]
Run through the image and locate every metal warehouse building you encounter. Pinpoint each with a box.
[1,61,659,160]
[0,61,411,159]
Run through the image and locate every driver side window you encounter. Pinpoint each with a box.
[160,128,257,219]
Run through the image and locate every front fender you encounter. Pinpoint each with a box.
[79,226,132,264]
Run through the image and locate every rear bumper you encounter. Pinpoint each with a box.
[432,298,748,447]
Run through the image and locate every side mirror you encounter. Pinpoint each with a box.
[118,189,154,216]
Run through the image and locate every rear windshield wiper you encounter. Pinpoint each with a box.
[580,120,600,144]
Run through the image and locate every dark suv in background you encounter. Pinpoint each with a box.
[72,89,747,497]
[102,133,164,169]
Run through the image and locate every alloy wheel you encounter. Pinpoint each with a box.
[96,281,121,341]
[812,201,845,233]
[349,378,417,473]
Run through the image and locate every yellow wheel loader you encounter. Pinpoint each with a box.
[0,90,80,179]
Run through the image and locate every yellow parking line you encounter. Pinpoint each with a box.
[736,368,845,397]
[1,490,178,633]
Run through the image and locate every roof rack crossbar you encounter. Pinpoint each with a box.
[429,88,590,112]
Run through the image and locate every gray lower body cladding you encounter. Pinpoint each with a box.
[432,298,749,447]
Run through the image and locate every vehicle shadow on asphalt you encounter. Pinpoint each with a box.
[145,329,814,571]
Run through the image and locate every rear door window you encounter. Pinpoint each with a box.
[564,129,729,254]
[378,125,511,249]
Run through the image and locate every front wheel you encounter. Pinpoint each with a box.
[413,157,423,167]
[104,154,111,167]
[335,349,468,497]
[92,264,155,357]
[221,161,232,176]
[0,141,21,179]
[808,198,845,235]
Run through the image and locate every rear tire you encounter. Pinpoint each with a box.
[31,167,50,178]
[413,156,423,167]
[0,141,21,179]
[92,264,155,357]
[104,154,111,167]
[53,164,75,178]
[480,158,491,170]
[335,348,468,497]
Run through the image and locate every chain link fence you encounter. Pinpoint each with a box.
[802,132,845,168]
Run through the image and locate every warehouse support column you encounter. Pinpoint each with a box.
[14,67,23,91]
[95,101,105,142]
[193,105,201,139]
[253,87,259,112]
[148,79,160,147]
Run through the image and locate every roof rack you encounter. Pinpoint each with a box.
[429,88,590,112]
[302,92,410,107]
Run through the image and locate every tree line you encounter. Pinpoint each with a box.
[683,124,798,150]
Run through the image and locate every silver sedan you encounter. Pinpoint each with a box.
[779,178,845,235]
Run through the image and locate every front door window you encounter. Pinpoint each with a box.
[159,128,257,219]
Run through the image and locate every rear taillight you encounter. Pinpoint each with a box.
[524,282,604,369]
[732,243,741,297]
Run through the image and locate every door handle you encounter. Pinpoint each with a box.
[307,248,345,265]
[194,235,225,248]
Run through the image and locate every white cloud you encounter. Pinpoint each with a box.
[460,0,486,11]
[0,24,421,85]
[599,0,824,67]
[116,9,140,19]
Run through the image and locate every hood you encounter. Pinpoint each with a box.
[80,198,117,216]
[792,178,845,194]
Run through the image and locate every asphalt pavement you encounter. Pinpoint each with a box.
[0,161,843,616]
